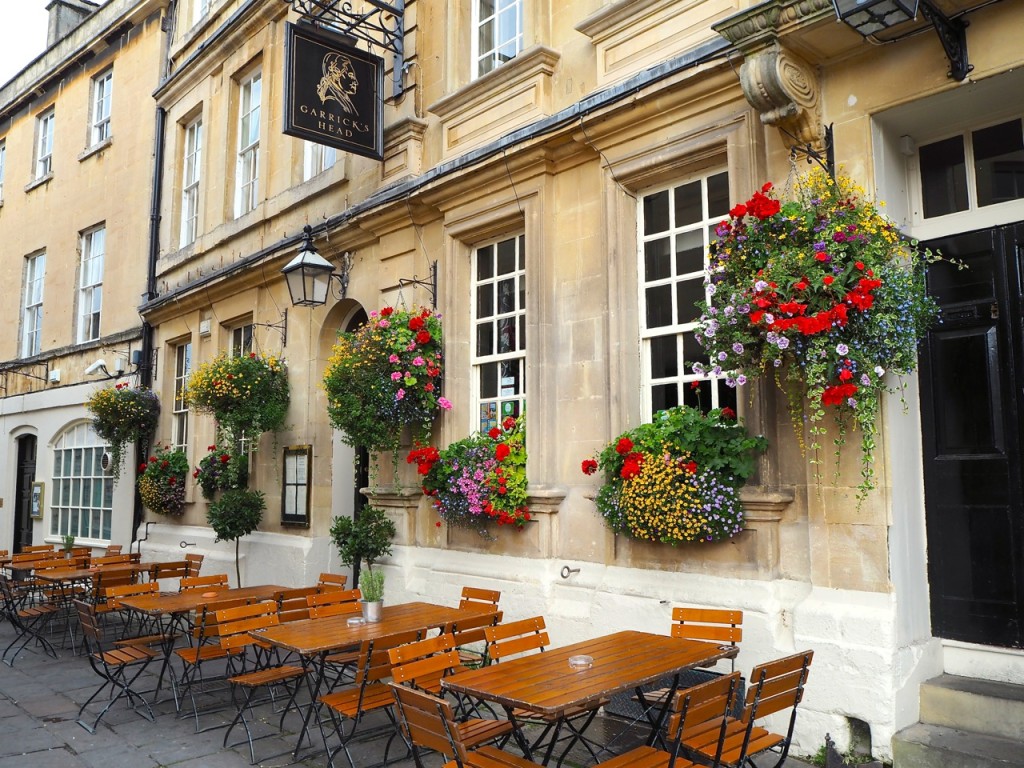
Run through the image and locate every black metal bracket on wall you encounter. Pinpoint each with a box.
[785,123,836,182]
[284,0,406,99]
[918,0,972,82]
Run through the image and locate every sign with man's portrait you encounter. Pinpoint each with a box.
[283,22,384,161]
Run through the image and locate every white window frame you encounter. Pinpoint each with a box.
[22,252,45,357]
[91,69,113,145]
[49,423,113,542]
[471,233,526,433]
[36,108,55,179]
[181,117,202,246]
[172,341,192,451]
[234,71,261,218]
[638,169,734,418]
[78,225,104,344]
[0,139,6,201]
[472,0,524,79]
[303,140,337,181]
[192,0,210,27]
[230,322,254,357]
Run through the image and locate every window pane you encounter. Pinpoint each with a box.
[476,322,494,356]
[644,238,671,281]
[498,317,516,353]
[652,383,678,414]
[920,136,969,218]
[973,119,1024,207]
[682,331,707,367]
[650,336,678,378]
[646,284,673,328]
[479,362,498,398]
[476,284,494,318]
[707,172,730,218]
[673,181,702,225]
[497,278,516,313]
[676,279,704,324]
[675,229,705,276]
[497,239,516,274]
[643,190,669,235]
[476,247,493,280]
[477,19,494,56]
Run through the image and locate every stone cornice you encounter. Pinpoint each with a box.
[714,0,835,53]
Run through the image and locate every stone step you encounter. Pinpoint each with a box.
[893,723,1024,768]
[920,673,1024,741]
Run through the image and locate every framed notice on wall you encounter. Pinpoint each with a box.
[282,22,384,161]
[30,481,44,519]
[282,446,312,527]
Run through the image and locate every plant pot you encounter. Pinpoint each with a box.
[64,551,73,559]
[361,600,383,623]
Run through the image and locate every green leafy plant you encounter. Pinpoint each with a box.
[407,415,529,536]
[693,171,952,498]
[61,534,76,552]
[329,504,396,575]
[206,488,265,585]
[359,569,385,602]
[323,306,450,458]
[192,443,249,501]
[86,383,160,482]
[186,352,289,443]
[583,405,767,545]
[137,445,190,517]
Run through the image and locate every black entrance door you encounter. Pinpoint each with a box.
[919,223,1024,648]
[14,435,37,552]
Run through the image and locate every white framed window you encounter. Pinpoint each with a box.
[916,116,1024,220]
[473,0,524,78]
[49,423,113,541]
[172,341,192,451]
[78,225,104,343]
[181,117,202,246]
[192,0,210,27]
[639,169,736,417]
[35,108,55,179]
[230,322,254,357]
[303,140,337,181]
[91,70,113,145]
[22,252,45,357]
[0,139,6,200]
[472,234,526,432]
[235,71,261,218]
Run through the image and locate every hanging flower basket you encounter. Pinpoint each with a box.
[323,306,451,455]
[693,171,949,497]
[408,415,528,536]
[193,443,250,501]
[185,352,289,442]
[583,405,766,545]
[137,445,189,516]
[86,383,160,482]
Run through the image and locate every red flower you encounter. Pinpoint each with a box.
[822,383,858,406]
[761,182,773,192]
[416,330,432,345]
[408,316,424,331]
[502,416,516,430]
[685,461,698,474]
[690,381,700,391]
[720,406,736,420]
[424,382,434,392]
[581,459,598,475]
[380,307,394,316]
[823,276,834,285]
[815,252,828,262]
[168,476,177,485]
[435,521,442,528]
[220,454,230,464]
[620,452,644,479]
[745,191,780,219]
[729,204,747,218]
[161,460,169,469]
[208,445,217,451]
[838,368,853,382]
[793,281,808,291]
[616,437,634,455]
[495,444,511,462]
[139,464,148,472]
[855,261,865,270]
[249,352,256,359]
[488,427,501,439]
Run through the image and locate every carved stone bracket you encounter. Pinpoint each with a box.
[740,42,823,149]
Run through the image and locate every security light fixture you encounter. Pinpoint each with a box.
[282,225,352,308]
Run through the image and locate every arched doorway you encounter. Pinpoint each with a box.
[14,435,37,552]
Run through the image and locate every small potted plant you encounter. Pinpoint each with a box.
[62,534,76,557]
[329,504,396,622]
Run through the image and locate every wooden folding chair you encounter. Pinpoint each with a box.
[150,560,190,586]
[389,633,513,749]
[318,629,422,768]
[445,609,503,668]
[1,572,59,666]
[681,650,813,768]
[318,572,348,590]
[214,600,306,764]
[307,587,363,617]
[21,545,57,554]
[91,554,132,566]
[459,586,501,610]
[485,617,606,766]
[275,586,319,623]
[74,599,159,733]
[103,544,123,556]
[179,573,229,592]
[185,552,205,577]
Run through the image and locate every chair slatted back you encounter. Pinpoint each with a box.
[150,560,189,581]
[671,607,743,645]
[90,568,137,602]
[667,671,741,743]
[484,616,548,662]
[310,600,363,619]
[389,634,459,692]
[390,683,469,766]
[103,581,158,610]
[21,545,56,554]
[191,596,254,642]
[275,586,319,622]
[103,545,122,556]
[317,573,348,590]
[91,554,131,566]
[179,574,229,592]
[36,556,88,570]
[74,599,105,647]
[12,551,58,563]
[744,650,813,722]
[458,586,500,610]
[69,547,92,559]
[306,587,361,617]
[358,629,422,685]
[214,600,280,652]
[184,553,204,577]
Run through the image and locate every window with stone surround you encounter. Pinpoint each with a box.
[472,233,526,432]
[234,70,261,218]
[638,169,736,417]
[181,116,202,246]
[50,422,113,542]
[172,340,192,451]
[303,140,337,181]
[90,69,113,146]
[22,251,45,357]
[473,0,524,78]
[78,225,104,344]
[35,108,55,180]
[0,139,6,201]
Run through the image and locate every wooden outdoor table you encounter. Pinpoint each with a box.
[442,630,738,763]
[33,562,151,584]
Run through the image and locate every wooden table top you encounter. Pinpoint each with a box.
[119,584,287,616]
[254,601,490,656]
[1,556,64,572]
[33,562,152,583]
[442,630,737,715]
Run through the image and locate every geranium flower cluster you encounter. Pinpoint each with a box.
[186,352,289,442]
[583,405,765,546]
[693,171,942,495]
[86,383,161,482]
[137,445,189,516]
[408,416,529,535]
[324,306,451,455]
[193,443,249,501]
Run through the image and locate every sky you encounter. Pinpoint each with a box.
[0,1,71,87]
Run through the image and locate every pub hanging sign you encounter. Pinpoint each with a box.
[283,22,384,161]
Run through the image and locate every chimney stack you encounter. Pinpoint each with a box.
[46,0,99,48]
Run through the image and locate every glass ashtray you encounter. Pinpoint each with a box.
[347,616,367,626]
[201,592,219,598]
[568,655,593,670]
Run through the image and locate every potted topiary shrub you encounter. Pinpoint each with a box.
[329,504,396,622]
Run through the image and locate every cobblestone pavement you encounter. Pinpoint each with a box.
[0,616,813,768]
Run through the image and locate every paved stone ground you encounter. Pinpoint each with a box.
[0,617,813,768]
